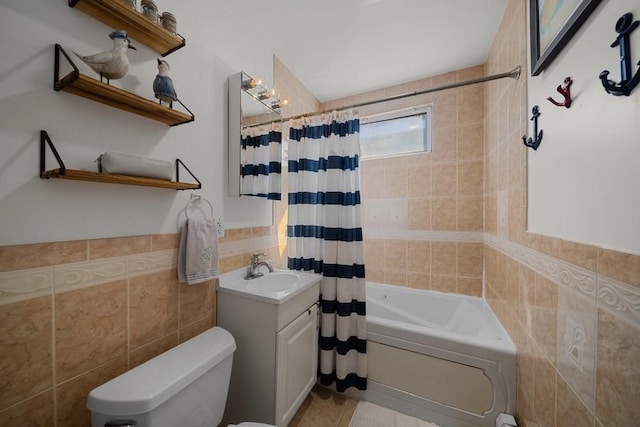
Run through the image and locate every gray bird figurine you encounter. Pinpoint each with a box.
[73,30,136,84]
[153,59,178,108]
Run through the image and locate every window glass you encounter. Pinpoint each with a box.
[359,106,431,159]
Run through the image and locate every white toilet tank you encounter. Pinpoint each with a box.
[87,326,236,427]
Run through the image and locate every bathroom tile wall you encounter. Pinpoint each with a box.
[274,55,322,120]
[320,66,486,296]
[0,228,283,426]
[484,1,640,426]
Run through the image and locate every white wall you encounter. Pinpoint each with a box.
[0,0,274,245]
[527,0,640,253]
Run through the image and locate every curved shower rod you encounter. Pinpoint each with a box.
[288,65,522,121]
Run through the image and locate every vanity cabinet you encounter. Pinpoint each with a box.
[217,272,320,427]
[275,303,319,425]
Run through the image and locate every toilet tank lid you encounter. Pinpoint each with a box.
[87,326,236,415]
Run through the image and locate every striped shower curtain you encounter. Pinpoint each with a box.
[287,110,367,392]
[240,122,282,200]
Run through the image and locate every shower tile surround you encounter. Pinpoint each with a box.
[321,64,487,296]
[1,2,639,426]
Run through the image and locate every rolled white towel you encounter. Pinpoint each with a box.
[97,151,173,180]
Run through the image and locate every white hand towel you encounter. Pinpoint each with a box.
[177,219,219,285]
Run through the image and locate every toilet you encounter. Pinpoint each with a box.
[86,326,275,427]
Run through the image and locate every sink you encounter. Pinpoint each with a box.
[218,269,322,304]
[246,271,305,293]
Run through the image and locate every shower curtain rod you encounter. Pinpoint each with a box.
[317,65,521,117]
[246,65,521,128]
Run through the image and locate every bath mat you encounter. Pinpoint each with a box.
[348,401,441,427]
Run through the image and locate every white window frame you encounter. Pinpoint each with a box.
[359,105,432,159]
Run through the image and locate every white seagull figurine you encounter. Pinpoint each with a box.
[73,30,136,84]
[153,59,178,107]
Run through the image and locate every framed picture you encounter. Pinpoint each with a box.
[530,0,602,76]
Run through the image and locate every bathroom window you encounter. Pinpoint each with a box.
[359,106,432,159]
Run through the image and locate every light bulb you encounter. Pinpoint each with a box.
[271,99,289,109]
[241,78,263,90]
[257,90,272,100]
[242,78,257,90]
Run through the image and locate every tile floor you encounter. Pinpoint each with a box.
[289,386,357,427]
[349,401,440,427]
[290,386,440,427]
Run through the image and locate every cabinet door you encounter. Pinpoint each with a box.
[275,303,319,426]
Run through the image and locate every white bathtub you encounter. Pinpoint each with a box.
[358,282,517,427]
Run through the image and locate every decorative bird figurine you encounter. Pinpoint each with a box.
[73,30,136,84]
[153,59,178,108]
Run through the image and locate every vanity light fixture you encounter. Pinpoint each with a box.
[271,99,288,110]
[257,89,274,100]
[240,72,282,110]
[241,77,262,90]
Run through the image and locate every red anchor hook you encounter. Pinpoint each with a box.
[547,77,573,108]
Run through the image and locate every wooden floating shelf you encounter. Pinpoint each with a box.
[40,130,201,191]
[68,0,185,56]
[55,42,194,126]
[57,71,194,126]
[41,168,200,190]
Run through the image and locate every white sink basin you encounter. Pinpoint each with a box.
[246,271,304,293]
[218,269,322,304]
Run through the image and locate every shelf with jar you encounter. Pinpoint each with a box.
[68,0,184,56]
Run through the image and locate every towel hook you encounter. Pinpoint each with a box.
[185,194,214,220]
[522,105,543,150]
[547,77,573,108]
[599,12,640,96]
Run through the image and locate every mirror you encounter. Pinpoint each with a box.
[228,71,282,198]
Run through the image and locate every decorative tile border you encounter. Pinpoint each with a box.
[486,233,640,330]
[2,233,281,300]
[485,233,596,300]
[597,275,640,329]
[364,230,484,242]
[129,249,177,278]
[5,230,638,333]
[219,235,281,257]
[54,256,129,294]
[0,266,52,305]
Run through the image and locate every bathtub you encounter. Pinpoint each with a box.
[357,282,516,427]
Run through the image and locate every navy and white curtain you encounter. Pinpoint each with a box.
[287,110,367,392]
[240,122,282,200]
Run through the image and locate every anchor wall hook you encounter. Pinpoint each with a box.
[599,12,640,96]
[522,105,543,150]
[547,77,573,108]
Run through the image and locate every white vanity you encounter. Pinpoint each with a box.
[217,269,321,427]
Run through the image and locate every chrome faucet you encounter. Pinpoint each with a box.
[245,252,274,279]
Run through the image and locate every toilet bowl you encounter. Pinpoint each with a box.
[86,326,275,427]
